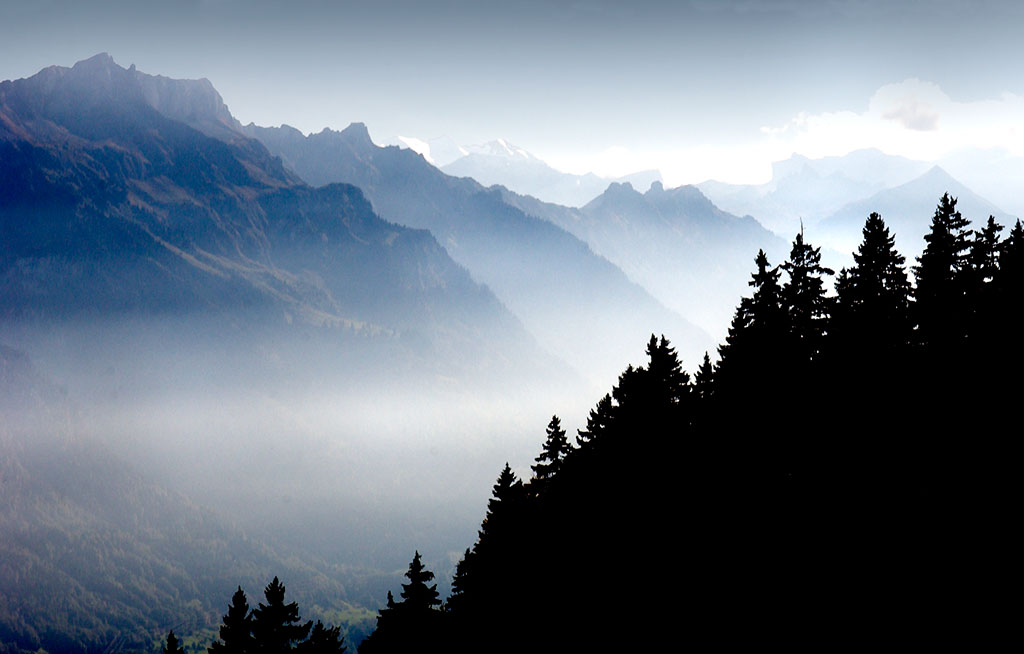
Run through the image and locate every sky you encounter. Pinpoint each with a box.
[3,0,1024,184]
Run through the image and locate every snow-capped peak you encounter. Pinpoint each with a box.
[396,136,434,164]
[466,139,535,161]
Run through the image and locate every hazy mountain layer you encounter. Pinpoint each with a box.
[244,122,712,385]
[699,149,934,235]
[500,181,786,339]
[0,345,381,654]
[438,138,661,207]
[0,54,555,381]
[0,54,576,608]
[817,166,1016,258]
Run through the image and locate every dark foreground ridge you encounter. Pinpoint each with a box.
[354,194,1020,652]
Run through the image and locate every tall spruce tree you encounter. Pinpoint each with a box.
[532,416,571,482]
[913,193,972,349]
[251,578,312,654]
[833,212,911,352]
[209,587,255,654]
[644,334,691,405]
[575,393,613,449]
[781,227,834,362]
[359,554,445,654]
[693,352,714,401]
[400,552,442,610]
[965,215,1003,341]
[717,249,787,393]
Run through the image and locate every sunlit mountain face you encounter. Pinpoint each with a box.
[2,2,1023,653]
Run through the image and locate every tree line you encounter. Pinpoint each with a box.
[187,193,1020,652]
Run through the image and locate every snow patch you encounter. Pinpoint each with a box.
[396,135,434,164]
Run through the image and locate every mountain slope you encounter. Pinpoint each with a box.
[0,55,574,617]
[244,122,712,385]
[817,166,1016,258]
[0,345,380,654]
[500,181,786,338]
[0,54,543,381]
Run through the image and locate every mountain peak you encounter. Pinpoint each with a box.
[920,164,954,181]
[340,122,373,146]
[72,52,118,70]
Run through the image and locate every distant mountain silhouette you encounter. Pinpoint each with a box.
[0,54,544,382]
[817,165,1016,257]
[699,149,933,235]
[499,181,786,338]
[938,147,1024,219]
[243,122,711,385]
[437,138,661,207]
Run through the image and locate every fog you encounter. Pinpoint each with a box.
[1,312,616,571]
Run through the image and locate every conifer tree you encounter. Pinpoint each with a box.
[446,548,475,614]
[965,216,1003,342]
[717,249,786,392]
[781,228,833,362]
[359,555,445,654]
[992,219,1024,356]
[833,212,911,351]
[297,622,346,654]
[999,219,1024,284]
[164,632,185,654]
[576,393,613,449]
[644,334,691,405]
[969,216,1003,286]
[400,551,442,610]
[913,193,972,348]
[209,587,254,654]
[251,578,312,654]
[694,352,714,401]
[532,416,571,482]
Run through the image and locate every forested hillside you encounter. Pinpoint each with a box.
[357,194,1021,651]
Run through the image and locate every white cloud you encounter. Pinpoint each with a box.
[543,79,1024,187]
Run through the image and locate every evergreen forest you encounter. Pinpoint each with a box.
[176,194,1019,652]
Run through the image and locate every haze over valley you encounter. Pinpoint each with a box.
[2,2,1022,652]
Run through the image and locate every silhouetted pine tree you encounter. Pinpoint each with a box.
[400,552,441,610]
[994,219,1024,347]
[531,416,570,482]
[575,393,613,449]
[693,352,714,400]
[209,587,254,654]
[251,578,312,654]
[444,548,475,615]
[716,249,787,394]
[164,632,184,654]
[832,212,911,352]
[297,622,346,654]
[359,554,445,654]
[913,193,972,349]
[781,227,834,363]
[965,215,1003,342]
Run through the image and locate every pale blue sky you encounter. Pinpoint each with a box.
[3,1,1024,183]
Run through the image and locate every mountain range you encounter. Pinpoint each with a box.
[816,165,1016,257]
[699,148,1018,275]
[241,121,712,383]
[4,52,1017,654]
[386,134,662,207]
[498,181,786,338]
